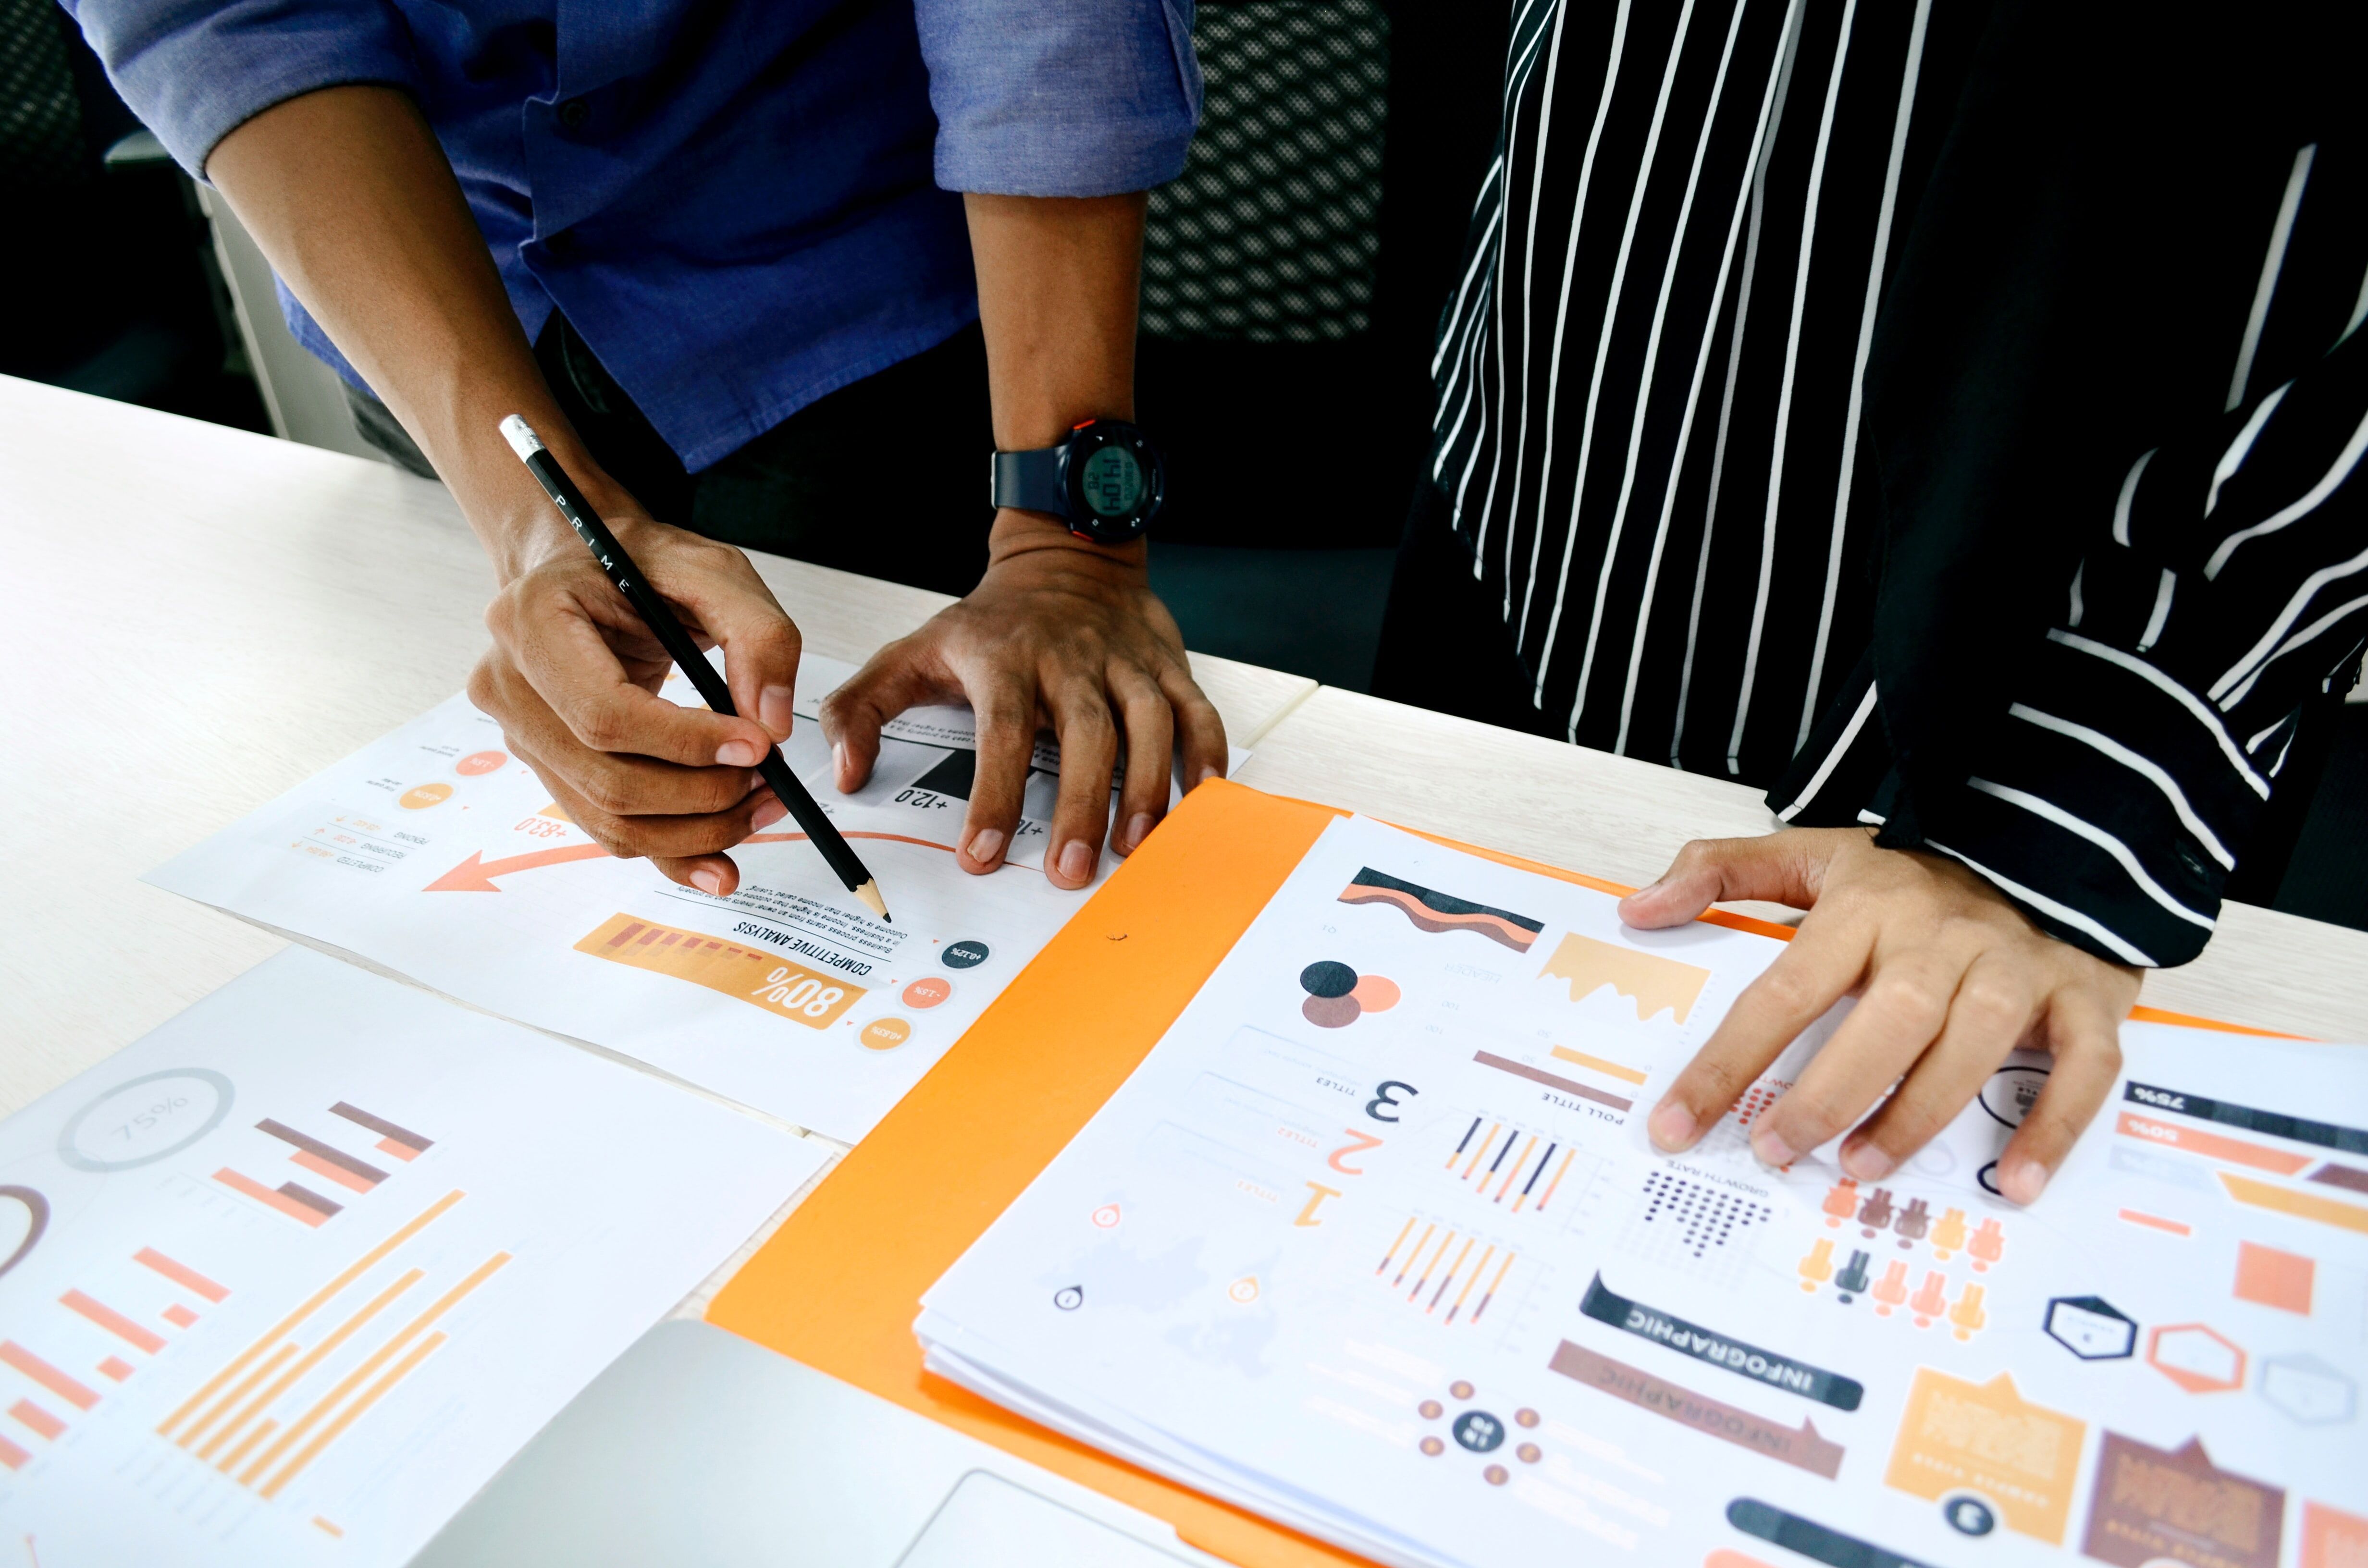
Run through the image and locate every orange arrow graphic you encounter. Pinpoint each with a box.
[425,830,957,891]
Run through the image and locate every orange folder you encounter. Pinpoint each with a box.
[707,779,2277,1568]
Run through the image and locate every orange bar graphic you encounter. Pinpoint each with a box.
[313,1518,345,1538]
[2220,1172,2368,1235]
[197,1269,423,1461]
[181,1341,296,1451]
[1495,1136,1539,1201]
[2117,1208,2193,1236]
[1375,1216,1417,1275]
[10,1400,63,1440]
[1549,1045,1651,1085]
[136,1248,228,1302]
[160,1189,463,1443]
[1446,1245,1493,1323]
[291,1150,377,1194]
[1535,1148,1578,1212]
[261,1331,447,1500]
[1408,1231,1457,1302]
[242,1251,511,1489]
[375,1138,419,1162]
[62,1290,166,1354]
[2116,1112,2313,1175]
[1428,1237,1476,1312]
[98,1357,133,1382]
[217,1416,277,1475]
[1471,1251,1517,1324]
[0,1434,25,1470]
[575,913,865,1029]
[1461,1124,1500,1180]
[0,1343,97,1411]
[1392,1224,1435,1288]
[213,1168,332,1227]
[163,1304,198,1329]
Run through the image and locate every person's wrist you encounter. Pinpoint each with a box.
[987,506,1148,573]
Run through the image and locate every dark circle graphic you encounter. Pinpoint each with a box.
[59,1068,235,1172]
[1299,961,1358,998]
[942,940,990,969]
[0,1187,49,1281]
[1976,1161,2003,1197]
[1452,1410,1505,1453]
[1301,994,1362,1029]
[1978,1065,2050,1128]
[1943,1495,1998,1536]
[1053,1285,1084,1311]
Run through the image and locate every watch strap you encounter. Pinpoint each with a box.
[990,446,1066,516]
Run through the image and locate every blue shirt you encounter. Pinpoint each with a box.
[68,0,1202,469]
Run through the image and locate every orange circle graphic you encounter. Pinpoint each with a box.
[1349,974,1401,1011]
[858,1017,912,1051]
[455,750,507,776]
[902,976,952,1009]
[398,783,453,809]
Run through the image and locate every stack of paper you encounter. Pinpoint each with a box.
[146,654,1226,1144]
[0,947,826,1566]
[920,816,2368,1568]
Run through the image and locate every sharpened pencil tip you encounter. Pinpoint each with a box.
[854,880,890,923]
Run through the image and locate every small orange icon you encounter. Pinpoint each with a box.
[1799,1238,1836,1290]
[1910,1271,1948,1325]
[1228,1276,1260,1304]
[1930,1208,1967,1258]
[1872,1261,1909,1315]
[1968,1217,2004,1270]
[1823,1179,1859,1226]
[1949,1283,1988,1339]
[1092,1203,1121,1228]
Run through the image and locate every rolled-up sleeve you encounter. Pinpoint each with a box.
[62,0,419,179]
[915,0,1201,196]
[1894,321,2368,968]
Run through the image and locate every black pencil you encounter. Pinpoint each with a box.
[499,415,889,921]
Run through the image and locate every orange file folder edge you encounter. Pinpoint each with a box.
[706,779,2288,1568]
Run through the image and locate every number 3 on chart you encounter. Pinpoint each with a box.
[1366,1081,1419,1123]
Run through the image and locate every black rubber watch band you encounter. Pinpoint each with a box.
[990,448,1066,515]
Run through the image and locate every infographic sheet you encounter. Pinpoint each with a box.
[0,947,824,1568]
[146,655,1198,1143]
[921,816,2368,1568]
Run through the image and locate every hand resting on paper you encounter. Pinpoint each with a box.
[819,511,1228,892]
[1619,827,2140,1207]
[470,508,801,898]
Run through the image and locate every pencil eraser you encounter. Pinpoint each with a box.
[498,416,545,461]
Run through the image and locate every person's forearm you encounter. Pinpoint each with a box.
[205,86,624,581]
[964,191,1147,564]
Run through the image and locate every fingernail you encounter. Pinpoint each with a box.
[1842,1140,1894,1180]
[1648,1101,1695,1152]
[1058,840,1094,883]
[760,685,795,736]
[831,741,850,785]
[691,868,723,895]
[752,797,787,830]
[966,828,1006,866]
[717,740,760,767]
[1191,766,1220,789]
[2002,1157,2050,1205]
[1751,1127,1795,1168]
[1122,812,1155,853]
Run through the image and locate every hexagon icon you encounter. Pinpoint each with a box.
[2260,1353,2356,1424]
[2046,1296,2137,1360]
[2146,1323,2245,1393]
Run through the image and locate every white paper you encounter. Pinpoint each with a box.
[0,946,826,1568]
[921,815,2368,1568]
[145,655,1236,1143]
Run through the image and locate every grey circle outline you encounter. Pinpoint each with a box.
[58,1068,236,1172]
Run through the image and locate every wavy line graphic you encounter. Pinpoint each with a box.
[1337,868,1543,953]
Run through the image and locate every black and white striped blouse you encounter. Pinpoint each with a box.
[1429,0,2366,966]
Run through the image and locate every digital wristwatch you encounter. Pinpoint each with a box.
[989,418,1167,544]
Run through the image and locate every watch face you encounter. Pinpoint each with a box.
[1077,445,1144,518]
